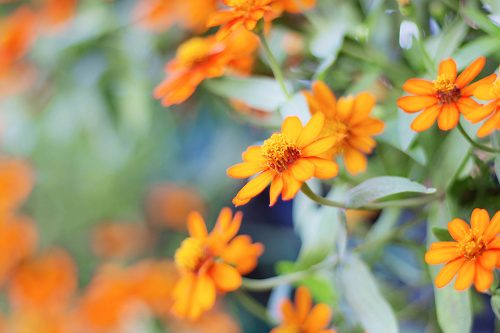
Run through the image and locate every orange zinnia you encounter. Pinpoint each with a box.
[271,286,336,333]
[397,57,495,132]
[172,208,263,320]
[303,81,384,175]
[8,248,77,312]
[154,29,258,106]
[425,209,500,292]
[0,158,33,214]
[467,70,500,137]
[207,0,276,40]
[280,0,316,13]
[228,112,339,206]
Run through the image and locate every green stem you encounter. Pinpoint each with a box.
[242,257,337,291]
[258,31,291,99]
[233,291,276,325]
[457,122,500,154]
[300,183,439,210]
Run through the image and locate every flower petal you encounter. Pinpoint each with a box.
[296,112,325,147]
[455,56,485,88]
[471,208,490,235]
[301,136,336,157]
[209,262,242,292]
[474,81,497,100]
[462,73,497,96]
[397,96,438,113]
[435,258,464,288]
[437,103,459,131]
[269,175,284,207]
[465,101,496,123]
[454,260,475,291]
[307,157,339,179]
[474,262,494,292]
[227,162,265,178]
[402,78,435,95]
[343,147,367,175]
[425,246,461,265]
[289,158,315,181]
[282,116,303,143]
[303,304,331,331]
[233,170,274,206]
[312,81,337,117]
[448,218,470,242]
[295,287,312,323]
[485,211,500,242]
[477,110,500,138]
[187,212,208,239]
[438,58,457,81]
[455,97,481,116]
[410,104,441,132]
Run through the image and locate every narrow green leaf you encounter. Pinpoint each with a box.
[432,227,453,242]
[427,202,472,333]
[204,76,289,112]
[346,176,436,208]
[491,294,500,320]
[338,255,398,333]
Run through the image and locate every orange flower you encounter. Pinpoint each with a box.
[172,208,263,320]
[207,0,276,40]
[134,0,217,32]
[425,209,500,292]
[0,158,33,214]
[3,310,73,333]
[146,183,206,231]
[8,248,77,312]
[154,29,258,106]
[0,216,37,286]
[227,112,339,206]
[397,57,496,132]
[91,221,154,259]
[168,307,241,333]
[0,6,37,73]
[467,70,500,137]
[303,81,384,175]
[271,286,336,333]
[280,0,316,13]
[38,0,77,33]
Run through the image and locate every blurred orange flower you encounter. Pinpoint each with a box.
[397,57,495,132]
[146,183,206,231]
[91,222,154,259]
[280,0,316,13]
[172,208,263,320]
[425,209,500,292]
[227,112,339,206]
[134,0,217,32]
[271,286,336,333]
[38,0,77,33]
[0,216,37,286]
[154,29,258,106]
[303,81,384,175]
[3,310,73,333]
[168,307,241,333]
[207,0,276,40]
[8,248,77,312]
[468,70,500,137]
[0,158,33,214]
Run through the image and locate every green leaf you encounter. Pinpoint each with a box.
[204,76,289,112]
[493,133,500,181]
[427,202,472,333]
[345,176,436,208]
[426,20,468,61]
[491,294,500,320]
[338,255,398,333]
[432,227,453,242]
[453,36,500,68]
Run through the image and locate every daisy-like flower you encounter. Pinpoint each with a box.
[466,69,500,137]
[425,209,500,292]
[207,0,276,40]
[227,112,339,206]
[271,286,336,333]
[397,57,496,132]
[154,29,258,106]
[172,208,263,320]
[303,81,384,175]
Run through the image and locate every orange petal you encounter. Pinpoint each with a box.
[280,299,296,323]
[295,286,312,323]
[289,158,315,181]
[348,136,376,153]
[402,78,435,95]
[187,212,208,239]
[233,170,274,205]
[437,103,459,131]
[425,247,461,265]
[307,157,339,179]
[462,73,497,96]
[473,81,497,100]
[282,116,303,143]
[281,171,302,200]
[209,262,242,292]
[454,260,475,291]
[477,110,500,138]
[343,147,367,175]
[397,96,438,113]
[410,104,441,132]
[455,56,485,89]
[474,262,494,292]
[478,250,497,270]
[448,218,470,242]
[336,96,354,120]
[303,304,332,331]
[435,258,464,288]
[471,208,490,235]
[349,92,377,124]
[438,58,457,81]
[312,81,337,117]
[465,101,497,123]
[296,112,325,147]
[301,136,336,157]
[269,175,284,206]
[484,211,500,242]
[227,162,265,179]
[242,146,265,163]
[455,97,481,115]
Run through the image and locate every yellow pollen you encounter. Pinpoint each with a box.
[262,133,301,173]
[433,75,461,104]
[174,237,206,271]
[457,229,487,260]
[177,38,217,67]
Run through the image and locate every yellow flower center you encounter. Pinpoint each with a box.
[177,38,218,67]
[262,133,301,173]
[324,117,349,155]
[174,237,206,271]
[433,75,461,104]
[457,230,488,260]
